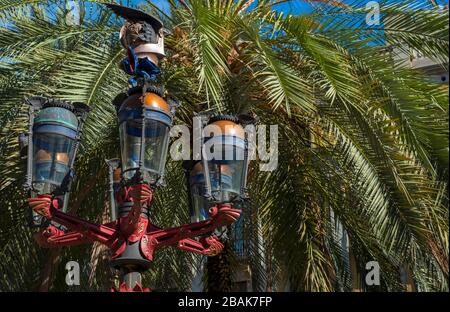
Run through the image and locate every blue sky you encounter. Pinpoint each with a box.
[130,0,449,14]
[60,0,450,26]
[133,0,313,13]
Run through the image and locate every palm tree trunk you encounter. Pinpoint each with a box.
[205,241,233,292]
[88,201,113,290]
[265,239,273,291]
[37,249,60,292]
[349,245,362,292]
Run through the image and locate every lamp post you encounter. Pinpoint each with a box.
[24,4,248,292]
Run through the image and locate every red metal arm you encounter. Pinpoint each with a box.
[147,204,240,245]
[177,236,224,256]
[28,195,125,255]
[28,192,241,263]
[34,225,91,248]
[140,204,241,260]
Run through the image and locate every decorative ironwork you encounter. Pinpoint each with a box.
[23,4,249,292]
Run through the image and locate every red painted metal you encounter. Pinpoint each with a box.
[111,282,151,292]
[118,184,152,242]
[177,236,224,256]
[28,183,241,292]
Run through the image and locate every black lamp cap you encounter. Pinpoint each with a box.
[209,113,258,126]
[106,3,163,32]
[25,96,46,108]
[26,96,73,112]
[73,102,91,116]
[26,96,90,119]
[237,113,258,126]
[208,114,239,124]
[112,92,128,113]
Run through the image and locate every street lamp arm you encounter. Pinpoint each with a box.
[148,204,241,245]
[47,209,121,247]
[28,195,241,264]
[33,226,91,248]
[176,236,224,256]
[209,204,242,227]
[139,204,241,261]
[28,195,125,252]
[145,218,214,247]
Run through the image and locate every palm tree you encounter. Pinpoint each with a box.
[0,0,448,292]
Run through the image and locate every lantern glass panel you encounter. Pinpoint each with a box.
[32,133,75,193]
[203,137,246,202]
[120,118,169,182]
[208,159,245,203]
[119,121,140,179]
[144,119,170,177]
[189,165,210,222]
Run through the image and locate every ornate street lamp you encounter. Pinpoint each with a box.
[21,97,89,226]
[25,4,247,292]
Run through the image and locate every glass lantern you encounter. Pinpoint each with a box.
[24,97,88,194]
[117,88,175,185]
[22,97,89,226]
[185,115,251,223]
[201,116,249,203]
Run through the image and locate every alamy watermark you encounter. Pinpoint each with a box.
[365,261,381,286]
[366,1,381,26]
[65,260,80,286]
[168,117,278,172]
